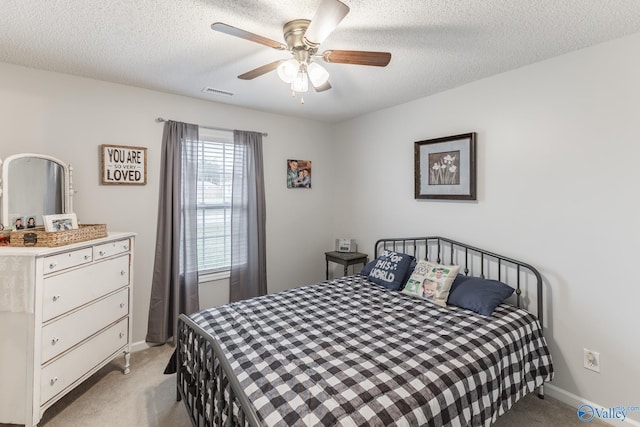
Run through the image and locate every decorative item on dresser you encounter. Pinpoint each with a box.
[0,153,75,231]
[0,232,135,427]
[9,224,108,247]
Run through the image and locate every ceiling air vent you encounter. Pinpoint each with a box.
[202,87,234,97]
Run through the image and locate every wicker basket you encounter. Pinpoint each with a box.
[9,224,108,247]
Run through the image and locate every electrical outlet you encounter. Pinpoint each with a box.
[584,349,600,373]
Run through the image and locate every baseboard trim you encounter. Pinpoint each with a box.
[546,384,640,426]
[131,340,152,353]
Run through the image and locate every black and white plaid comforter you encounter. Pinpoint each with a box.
[190,275,554,426]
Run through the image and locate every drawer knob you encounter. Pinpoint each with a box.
[50,377,58,386]
[99,250,106,256]
[119,332,125,339]
[49,263,57,269]
[120,270,126,276]
[52,295,61,302]
[120,302,125,308]
[84,255,91,260]
[51,337,59,345]
[123,245,129,250]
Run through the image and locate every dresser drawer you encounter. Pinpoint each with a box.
[43,248,93,274]
[94,238,131,260]
[40,318,129,405]
[41,288,129,363]
[42,255,130,322]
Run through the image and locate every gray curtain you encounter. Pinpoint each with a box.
[229,130,267,302]
[146,120,200,344]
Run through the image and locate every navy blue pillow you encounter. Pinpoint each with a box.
[360,259,376,276]
[450,273,472,286]
[361,256,416,284]
[366,250,415,291]
[447,276,515,316]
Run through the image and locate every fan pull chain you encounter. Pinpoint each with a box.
[290,90,305,104]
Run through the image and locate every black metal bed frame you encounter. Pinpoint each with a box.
[374,236,544,326]
[176,236,546,427]
[176,314,262,427]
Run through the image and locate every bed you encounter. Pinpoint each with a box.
[176,236,554,426]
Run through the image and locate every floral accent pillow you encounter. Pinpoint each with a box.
[402,260,460,306]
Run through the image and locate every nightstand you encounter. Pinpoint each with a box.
[325,251,369,279]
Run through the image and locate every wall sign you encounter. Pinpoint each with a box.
[101,144,147,185]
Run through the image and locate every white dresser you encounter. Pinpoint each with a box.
[0,232,135,426]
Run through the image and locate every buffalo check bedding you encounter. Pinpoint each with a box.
[188,275,554,426]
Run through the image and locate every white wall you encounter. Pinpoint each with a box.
[0,63,336,345]
[333,32,640,421]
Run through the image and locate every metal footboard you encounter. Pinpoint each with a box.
[177,314,260,427]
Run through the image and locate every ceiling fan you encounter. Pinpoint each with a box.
[211,0,391,101]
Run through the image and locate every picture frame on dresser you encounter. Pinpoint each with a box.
[414,132,477,200]
[12,215,25,230]
[43,213,79,232]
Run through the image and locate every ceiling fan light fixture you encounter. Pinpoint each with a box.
[213,0,391,100]
[291,65,309,93]
[277,59,299,83]
[307,62,330,87]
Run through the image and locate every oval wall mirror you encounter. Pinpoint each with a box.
[0,153,74,230]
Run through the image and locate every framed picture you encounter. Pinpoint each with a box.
[43,213,79,232]
[101,144,147,185]
[25,215,37,229]
[11,215,26,231]
[414,133,477,200]
[286,159,312,189]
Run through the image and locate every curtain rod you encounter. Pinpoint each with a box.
[155,117,267,137]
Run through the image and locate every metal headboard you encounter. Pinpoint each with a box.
[375,236,544,326]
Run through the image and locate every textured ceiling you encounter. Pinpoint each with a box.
[2,1,640,122]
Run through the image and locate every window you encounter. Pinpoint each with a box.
[195,128,234,275]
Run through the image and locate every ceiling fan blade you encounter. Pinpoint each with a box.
[322,50,391,67]
[313,80,332,92]
[212,22,287,51]
[238,60,285,80]
[303,0,350,46]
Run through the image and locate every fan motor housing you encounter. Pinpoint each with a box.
[283,19,311,51]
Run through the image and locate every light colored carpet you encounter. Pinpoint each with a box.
[1,344,605,426]
[1,345,190,427]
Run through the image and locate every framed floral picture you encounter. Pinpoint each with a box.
[414,133,477,200]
